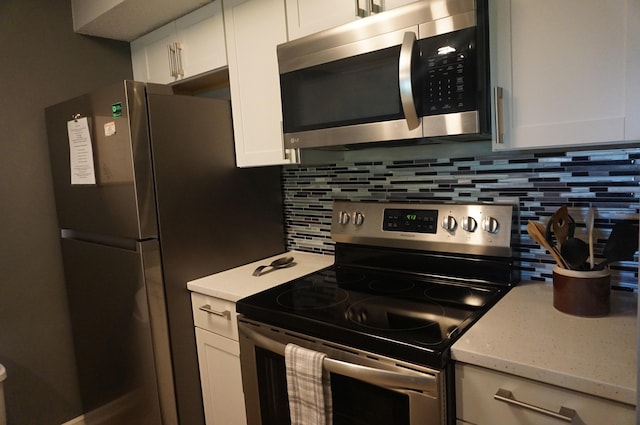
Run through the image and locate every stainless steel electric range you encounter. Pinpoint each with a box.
[237,200,520,425]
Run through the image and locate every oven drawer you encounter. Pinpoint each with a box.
[192,293,238,341]
[455,363,634,425]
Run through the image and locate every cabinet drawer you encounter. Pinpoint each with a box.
[191,293,238,341]
[455,364,634,425]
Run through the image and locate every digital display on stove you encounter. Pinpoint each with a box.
[383,208,438,233]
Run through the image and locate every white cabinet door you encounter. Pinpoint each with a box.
[195,328,247,425]
[285,0,418,40]
[285,0,361,40]
[456,364,635,425]
[131,22,177,84]
[491,0,640,151]
[131,2,227,84]
[175,1,227,78]
[225,0,298,167]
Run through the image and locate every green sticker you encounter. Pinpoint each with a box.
[112,102,123,118]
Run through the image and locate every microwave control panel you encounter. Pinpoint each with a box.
[419,27,478,116]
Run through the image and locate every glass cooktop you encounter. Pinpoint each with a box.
[236,265,506,368]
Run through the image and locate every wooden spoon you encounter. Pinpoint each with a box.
[533,221,569,269]
[550,206,570,249]
[527,220,567,268]
[586,207,595,269]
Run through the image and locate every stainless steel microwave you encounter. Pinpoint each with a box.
[278,0,490,149]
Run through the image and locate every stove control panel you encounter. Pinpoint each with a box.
[383,209,438,233]
[332,201,519,257]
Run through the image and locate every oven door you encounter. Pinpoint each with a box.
[238,319,445,425]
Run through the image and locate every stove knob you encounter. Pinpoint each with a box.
[442,215,457,232]
[482,216,500,234]
[462,216,478,232]
[353,212,365,226]
[338,211,350,225]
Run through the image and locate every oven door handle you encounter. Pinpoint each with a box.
[240,325,437,393]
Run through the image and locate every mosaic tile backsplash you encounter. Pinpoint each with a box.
[282,144,640,291]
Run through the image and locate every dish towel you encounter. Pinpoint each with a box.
[285,343,333,425]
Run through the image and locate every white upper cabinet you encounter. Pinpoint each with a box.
[131,2,226,84]
[285,0,361,40]
[224,0,299,167]
[491,0,640,151]
[72,0,212,41]
[285,0,417,40]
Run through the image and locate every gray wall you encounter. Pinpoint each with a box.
[0,1,132,423]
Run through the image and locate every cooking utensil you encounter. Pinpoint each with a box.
[252,256,295,276]
[533,221,567,269]
[545,212,576,246]
[585,207,595,269]
[560,237,589,270]
[527,220,567,268]
[550,206,571,249]
[594,223,639,270]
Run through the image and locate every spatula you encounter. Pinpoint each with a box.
[593,223,639,270]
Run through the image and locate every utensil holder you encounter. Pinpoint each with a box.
[552,266,611,317]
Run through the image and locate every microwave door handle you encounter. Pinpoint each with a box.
[240,324,436,393]
[399,31,420,130]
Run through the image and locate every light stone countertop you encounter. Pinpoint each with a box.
[187,250,333,302]
[451,281,638,406]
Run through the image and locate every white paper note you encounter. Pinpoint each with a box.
[67,117,96,185]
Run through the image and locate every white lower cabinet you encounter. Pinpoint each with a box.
[192,293,247,425]
[455,363,635,425]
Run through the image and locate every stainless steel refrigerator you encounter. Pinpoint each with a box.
[45,81,285,425]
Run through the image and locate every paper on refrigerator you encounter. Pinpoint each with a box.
[67,117,96,185]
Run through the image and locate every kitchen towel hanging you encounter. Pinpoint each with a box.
[285,343,333,425]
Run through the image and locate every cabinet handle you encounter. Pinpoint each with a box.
[355,0,367,17]
[369,0,382,14]
[494,388,576,422]
[167,44,174,77]
[199,304,231,320]
[494,86,504,144]
[240,324,437,392]
[174,42,184,77]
